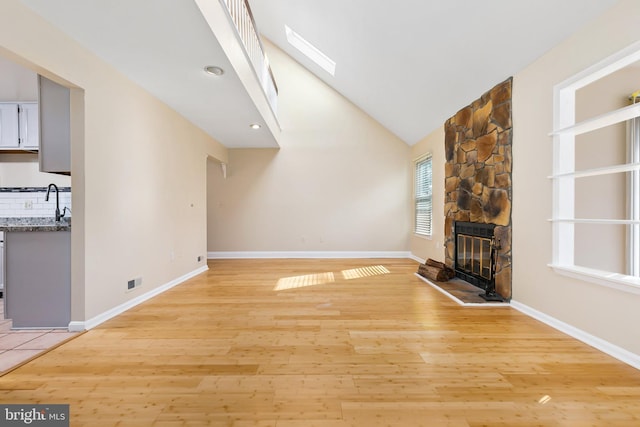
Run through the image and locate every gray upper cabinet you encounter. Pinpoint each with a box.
[38,75,71,175]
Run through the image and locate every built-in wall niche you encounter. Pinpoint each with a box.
[551,43,640,289]
[571,59,640,278]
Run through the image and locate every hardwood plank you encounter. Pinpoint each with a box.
[0,258,639,426]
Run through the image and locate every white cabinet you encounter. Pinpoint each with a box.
[0,103,19,148]
[0,102,39,150]
[19,103,39,149]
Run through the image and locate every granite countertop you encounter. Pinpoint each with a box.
[0,217,71,232]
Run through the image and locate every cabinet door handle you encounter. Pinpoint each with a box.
[22,109,27,144]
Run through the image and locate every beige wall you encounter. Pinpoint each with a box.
[512,0,640,355]
[0,153,71,187]
[410,126,445,262]
[207,42,411,253]
[0,0,228,321]
[0,54,37,101]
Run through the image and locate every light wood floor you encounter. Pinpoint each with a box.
[0,258,639,426]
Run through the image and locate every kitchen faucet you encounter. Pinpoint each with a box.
[45,183,65,222]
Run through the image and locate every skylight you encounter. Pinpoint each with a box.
[285,25,336,76]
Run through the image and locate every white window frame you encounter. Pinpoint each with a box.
[628,115,640,277]
[550,40,640,295]
[414,154,433,237]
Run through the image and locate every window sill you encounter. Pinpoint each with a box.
[549,264,640,295]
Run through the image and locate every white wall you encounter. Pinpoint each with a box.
[207,42,411,254]
[0,0,228,322]
[512,0,640,356]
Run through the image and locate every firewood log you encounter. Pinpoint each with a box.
[418,264,449,282]
[425,259,455,279]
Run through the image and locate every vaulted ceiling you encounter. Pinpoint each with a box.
[22,0,620,146]
[250,0,619,144]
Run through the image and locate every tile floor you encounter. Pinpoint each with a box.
[0,297,78,374]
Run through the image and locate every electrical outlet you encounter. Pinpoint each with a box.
[24,200,33,209]
[197,255,202,262]
[126,277,142,292]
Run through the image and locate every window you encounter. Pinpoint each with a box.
[551,41,640,293]
[285,25,336,76]
[415,154,433,236]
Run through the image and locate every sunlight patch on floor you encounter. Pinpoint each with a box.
[274,272,336,291]
[341,265,390,280]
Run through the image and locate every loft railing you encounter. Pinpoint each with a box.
[220,0,278,115]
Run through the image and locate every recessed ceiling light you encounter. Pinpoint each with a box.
[204,65,224,76]
[249,123,261,130]
[285,25,336,76]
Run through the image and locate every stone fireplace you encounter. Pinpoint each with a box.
[444,78,512,300]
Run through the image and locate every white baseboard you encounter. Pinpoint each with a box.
[409,254,425,263]
[207,251,412,259]
[67,321,85,332]
[68,265,209,332]
[511,300,640,370]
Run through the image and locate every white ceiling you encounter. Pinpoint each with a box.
[251,0,619,144]
[21,0,279,148]
[21,0,620,147]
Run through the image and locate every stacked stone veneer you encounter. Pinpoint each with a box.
[444,78,512,300]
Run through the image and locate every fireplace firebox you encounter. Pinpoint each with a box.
[454,221,496,290]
